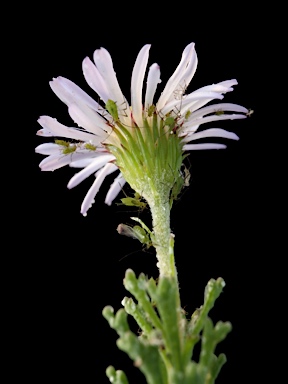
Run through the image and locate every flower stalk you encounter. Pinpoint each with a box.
[150,197,174,277]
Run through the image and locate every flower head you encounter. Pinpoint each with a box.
[36,43,248,216]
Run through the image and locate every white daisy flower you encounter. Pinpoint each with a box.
[36,42,248,216]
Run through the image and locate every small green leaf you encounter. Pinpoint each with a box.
[106,366,129,384]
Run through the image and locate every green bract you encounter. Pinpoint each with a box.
[104,100,186,210]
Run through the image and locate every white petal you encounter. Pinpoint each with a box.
[161,91,224,116]
[35,143,60,155]
[68,102,111,137]
[82,57,111,103]
[131,44,151,127]
[144,63,161,111]
[180,80,239,113]
[81,162,117,216]
[93,47,130,125]
[67,154,115,189]
[70,157,101,168]
[187,113,247,128]
[63,152,100,165]
[183,143,227,150]
[184,103,248,121]
[195,82,236,94]
[39,154,71,171]
[49,76,102,112]
[166,45,198,104]
[105,173,126,206]
[95,162,118,177]
[184,128,239,142]
[68,148,109,168]
[157,43,195,110]
[37,116,96,142]
[178,124,200,138]
[218,79,238,88]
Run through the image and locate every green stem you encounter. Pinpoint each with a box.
[148,195,175,278]
[149,195,183,374]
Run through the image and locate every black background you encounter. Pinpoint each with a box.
[24,5,266,383]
